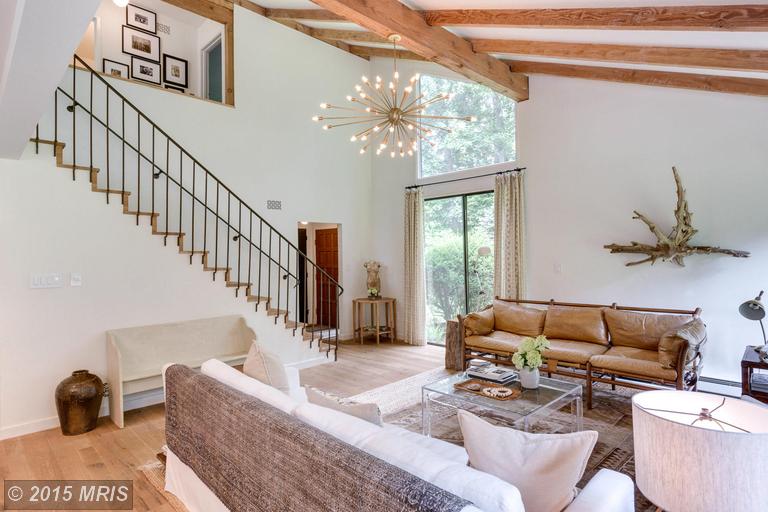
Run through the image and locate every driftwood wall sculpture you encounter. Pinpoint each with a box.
[604,167,749,267]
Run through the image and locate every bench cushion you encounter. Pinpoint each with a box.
[543,339,609,365]
[465,332,527,354]
[590,346,677,382]
[464,307,495,336]
[604,309,691,350]
[493,300,546,337]
[543,307,608,346]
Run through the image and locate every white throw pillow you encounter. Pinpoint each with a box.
[382,424,468,465]
[242,340,291,394]
[305,386,383,426]
[293,403,382,447]
[200,358,298,414]
[457,410,598,512]
[358,430,524,512]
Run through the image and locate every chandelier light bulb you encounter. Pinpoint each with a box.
[113,0,129,7]
[314,43,472,157]
[470,116,477,122]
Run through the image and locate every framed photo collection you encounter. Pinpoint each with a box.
[122,25,160,63]
[126,4,157,34]
[103,59,129,79]
[131,57,161,85]
[163,54,188,88]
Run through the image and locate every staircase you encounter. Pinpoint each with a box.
[31,55,343,360]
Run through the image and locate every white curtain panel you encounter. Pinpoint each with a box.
[404,188,426,346]
[493,171,526,300]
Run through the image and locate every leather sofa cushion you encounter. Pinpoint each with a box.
[464,307,495,336]
[604,309,692,350]
[659,319,707,369]
[542,339,609,365]
[543,307,608,345]
[590,346,677,382]
[465,331,527,354]
[492,300,546,337]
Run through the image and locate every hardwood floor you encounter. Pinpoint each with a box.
[0,341,444,510]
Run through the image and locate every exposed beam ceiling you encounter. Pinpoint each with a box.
[308,0,529,101]
[505,60,768,96]
[310,28,389,44]
[266,8,345,21]
[473,40,768,72]
[424,5,768,31]
[347,45,424,61]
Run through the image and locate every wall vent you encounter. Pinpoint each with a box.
[158,23,171,35]
[266,200,282,210]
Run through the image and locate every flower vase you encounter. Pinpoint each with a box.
[519,367,540,389]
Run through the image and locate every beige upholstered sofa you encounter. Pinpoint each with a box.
[458,299,707,408]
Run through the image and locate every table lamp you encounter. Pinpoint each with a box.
[739,290,768,362]
[633,390,768,512]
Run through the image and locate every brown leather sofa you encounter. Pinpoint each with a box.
[458,298,707,408]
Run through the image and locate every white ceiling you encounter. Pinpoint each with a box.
[254,0,768,79]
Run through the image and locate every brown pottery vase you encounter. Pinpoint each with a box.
[55,370,104,435]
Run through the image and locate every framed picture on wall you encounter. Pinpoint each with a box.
[122,25,160,63]
[162,54,188,88]
[164,84,185,93]
[103,59,129,79]
[126,4,157,34]
[131,56,161,85]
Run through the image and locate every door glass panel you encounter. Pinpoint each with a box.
[206,40,222,102]
[466,193,495,313]
[424,196,466,345]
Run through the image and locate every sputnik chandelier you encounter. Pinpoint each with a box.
[313,34,475,158]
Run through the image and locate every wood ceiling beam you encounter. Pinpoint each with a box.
[161,0,233,24]
[309,0,529,101]
[310,29,389,44]
[233,0,267,16]
[272,20,367,60]
[425,5,768,31]
[505,60,768,96]
[266,8,345,21]
[347,45,425,61]
[474,40,768,72]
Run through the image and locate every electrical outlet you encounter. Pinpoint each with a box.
[70,272,83,287]
[553,263,563,275]
[30,272,64,289]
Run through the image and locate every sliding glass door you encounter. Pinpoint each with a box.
[424,192,494,345]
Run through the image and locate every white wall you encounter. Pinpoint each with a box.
[371,56,768,383]
[0,7,372,439]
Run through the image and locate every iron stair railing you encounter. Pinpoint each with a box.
[36,54,342,359]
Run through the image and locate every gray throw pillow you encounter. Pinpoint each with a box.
[305,387,383,426]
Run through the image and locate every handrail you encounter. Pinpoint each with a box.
[56,86,298,282]
[70,55,343,294]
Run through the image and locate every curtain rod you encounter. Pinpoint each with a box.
[405,167,526,190]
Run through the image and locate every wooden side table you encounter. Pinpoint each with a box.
[741,345,768,404]
[353,297,397,344]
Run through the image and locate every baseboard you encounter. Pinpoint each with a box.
[286,355,333,370]
[0,416,60,441]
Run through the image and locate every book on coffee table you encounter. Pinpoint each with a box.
[467,365,518,384]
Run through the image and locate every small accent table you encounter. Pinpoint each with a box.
[741,345,768,404]
[422,373,583,436]
[353,297,397,344]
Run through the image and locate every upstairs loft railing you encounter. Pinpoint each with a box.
[36,54,342,358]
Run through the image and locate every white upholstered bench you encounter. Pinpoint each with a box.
[107,315,252,427]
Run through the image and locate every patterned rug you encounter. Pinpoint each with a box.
[138,461,188,512]
[351,369,654,512]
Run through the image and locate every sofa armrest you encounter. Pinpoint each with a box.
[564,469,634,512]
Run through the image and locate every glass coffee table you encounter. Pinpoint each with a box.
[421,372,583,436]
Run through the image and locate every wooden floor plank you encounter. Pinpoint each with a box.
[0,342,444,509]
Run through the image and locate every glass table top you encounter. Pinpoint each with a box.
[423,372,582,417]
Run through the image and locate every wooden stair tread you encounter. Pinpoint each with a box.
[225,282,251,287]
[93,188,131,195]
[285,321,305,329]
[154,231,184,236]
[247,295,270,302]
[30,138,64,147]
[126,211,159,217]
[267,309,288,316]
[179,250,208,255]
[60,164,100,172]
[203,267,230,272]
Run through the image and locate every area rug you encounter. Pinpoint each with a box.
[350,368,654,512]
[138,461,188,512]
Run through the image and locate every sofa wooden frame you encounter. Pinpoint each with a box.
[458,298,705,409]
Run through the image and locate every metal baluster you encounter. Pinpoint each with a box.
[151,126,155,218]
[294,247,299,335]
[276,239,282,324]
[203,173,208,266]
[267,228,272,310]
[214,182,219,280]
[105,88,109,204]
[326,273,331,355]
[178,148,183,249]
[286,247,291,326]
[136,113,141,224]
[190,161,195,263]
[310,262,316,347]
[335,287,340,360]
[247,214,253,299]
[121,100,125,198]
[226,192,231,280]
[257,220,263,310]
[164,138,169,245]
[236,202,242,295]
[89,71,93,177]
[72,55,76,181]
[54,90,58,157]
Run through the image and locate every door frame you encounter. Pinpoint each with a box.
[200,34,223,102]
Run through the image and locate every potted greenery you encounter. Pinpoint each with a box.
[512,335,550,389]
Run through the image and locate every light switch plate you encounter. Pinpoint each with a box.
[70,272,83,287]
[30,272,64,289]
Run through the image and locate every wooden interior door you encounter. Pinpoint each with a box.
[315,228,338,328]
